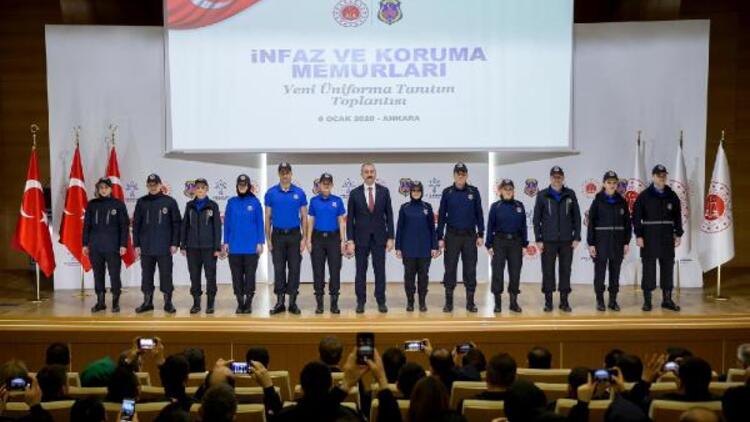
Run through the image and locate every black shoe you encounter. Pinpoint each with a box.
[356,303,365,314]
[608,293,620,311]
[466,293,478,313]
[418,294,427,312]
[163,293,176,314]
[378,303,388,313]
[315,295,324,314]
[543,293,553,312]
[642,290,652,312]
[406,296,414,312]
[330,295,340,314]
[270,294,286,315]
[443,292,454,313]
[236,294,245,314]
[661,289,681,311]
[559,293,572,313]
[135,293,154,313]
[91,293,106,313]
[493,295,502,313]
[509,294,522,313]
[190,295,201,314]
[206,294,215,314]
[288,294,301,315]
[596,293,606,312]
[243,295,254,314]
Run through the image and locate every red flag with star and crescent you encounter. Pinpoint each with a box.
[166,0,260,29]
[106,146,136,267]
[59,146,91,271]
[12,147,56,277]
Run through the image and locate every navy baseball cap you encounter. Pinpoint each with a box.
[146,173,161,184]
[410,180,423,191]
[194,178,208,187]
[96,177,112,188]
[454,162,468,173]
[550,166,564,176]
[236,174,250,185]
[652,164,668,175]
[603,170,618,182]
[319,172,333,183]
[278,162,292,172]
[500,179,514,188]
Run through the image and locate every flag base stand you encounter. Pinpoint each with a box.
[71,268,92,298]
[708,265,730,302]
[29,264,48,304]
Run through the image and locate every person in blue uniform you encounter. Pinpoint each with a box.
[265,162,308,315]
[437,162,484,313]
[533,166,581,313]
[486,179,528,314]
[180,178,222,314]
[633,164,683,312]
[223,174,264,314]
[305,173,346,314]
[587,171,632,312]
[395,181,439,312]
[82,177,129,313]
[133,173,181,314]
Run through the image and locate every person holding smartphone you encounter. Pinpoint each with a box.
[0,374,53,422]
[395,181,439,312]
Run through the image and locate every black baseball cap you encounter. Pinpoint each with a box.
[603,170,618,182]
[410,180,423,191]
[652,164,668,175]
[96,177,112,188]
[194,178,208,187]
[319,172,333,183]
[499,179,514,189]
[278,162,292,172]
[550,166,564,176]
[146,173,161,184]
[454,162,468,173]
[236,174,250,185]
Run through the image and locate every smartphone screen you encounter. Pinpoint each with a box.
[456,343,474,354]
[7,377,28,391]
[664,361,679,373]
[403,340,425,352]
[137,338,156,350]
[356,332,375,365]
[230,361,249,375]
[593,369,611,383]
[120,398,135,421]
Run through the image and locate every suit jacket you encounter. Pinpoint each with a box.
[346,183,394,246]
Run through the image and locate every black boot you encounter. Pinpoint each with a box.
[543,293,553,312]
[163,293,176,314]
[190,295,201,314]
[406,294,415,312]
[509,293,522,313]
[235,294,245,314]
[466,292,478,313]
[330,295,340,314]
[443,290,454,313]
[91,292,106,313]
[270,294,286,315]
[595,292,606,312]
[418,293,427,312]
[642,290,652,311]
[661,289,681,311]
[559,292,572,312]
[493,294,502,313]
[135,293,154,313]
[111,293,120,313]
[315,295,324,314]
[243,294,253,314]
[288,294,301,315]
[608,292,620,311]
[206,294,215,314]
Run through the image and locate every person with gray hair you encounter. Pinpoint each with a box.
[736,343,750,369]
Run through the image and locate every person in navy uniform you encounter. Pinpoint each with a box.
[486,179,528,314]
[633,164,683,312]
[533,166,581,313]
[587,171,632,312]
[437,162,484,313]
[265,162,308,315]
[132,173,181,314]
[223,174,265,314]
[82,177,129,313]
[180,178,222,314]
[395,181,439,312]
[346,162,395,314]
[305,173,346,314]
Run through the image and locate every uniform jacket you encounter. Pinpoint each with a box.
[395,199,437,258]
[533,186,582,243]
[132,192,181,256]
[223,194,265,255]
[436,184,485,240]
[82,196,129,253]
[180,197,222,251]
[632,184,683,259]
[586,191,632,259]
[486,198,528,247]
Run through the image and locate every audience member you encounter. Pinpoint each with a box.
[0,374,53,422]
[566,367,589,400]
[159,354,193,410]
[396,362,425,398]
[44,343,70,370]
[318,336,344,372]
[183,347,206,373]
[105,366,140,403]
[604,349,625,369]
[200,384,236,422]
[381,347,407,383]
[246,346,270,369]
[528,346,553,369]
[36,365,69,402]
[80,357,116,387]
[70,398,106,422]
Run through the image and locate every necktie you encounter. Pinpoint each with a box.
[368,187,375,212]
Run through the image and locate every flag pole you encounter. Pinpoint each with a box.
[108,124,129,294]
[70,126,91,299]
[676,130,683,294]
[714,130,729,301]
[634,130,642,288]
[29,124,45,304]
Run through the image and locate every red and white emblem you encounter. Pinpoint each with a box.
[333,0,369,27]
[700,181,732,233]
[581,179,599,199]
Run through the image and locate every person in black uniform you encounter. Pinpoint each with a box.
[587,171,631,312]
[132,174,181,314]
[486,179,528,314]
[437,162,484,313]
[305,173,347,314]
[533,166,581,313]
[180,178,222,314]
[632,164,683,312]
[395,181,439,312]
[82,177,129,313]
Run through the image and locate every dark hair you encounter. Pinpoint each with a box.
[567,367,590,399]
[616,354,644,383]
[463,348,487,372]
[155,401,193,422]
[527,347,552,369]
[429,348,454,377]
[397,362,425,398]
[37,364,67,402]
[667,347,694,363]
[245,347,270,368]
[183,347,206,373]
[318,336,343,366]
[505,379,548,422]
[46,343,71,367]
[486,353,517,388]
[382,347,407,383]
[678,357,712,397]
[408,376,450,422]
[159,354,190,399]
[722,382,750,422]
[604,349,625,369]
[106,366,139,403]
[70,398,106,422]
[201,384,237,422]
[300,361,332,400]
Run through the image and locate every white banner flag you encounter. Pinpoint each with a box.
[624,136,647,262]
[699,141,734,271]
[670,141,691,258]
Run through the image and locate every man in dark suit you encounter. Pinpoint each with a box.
[346,162,395,313]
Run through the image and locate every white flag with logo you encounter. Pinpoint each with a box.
[670,143,691,258]
[624,137,647,262]
[699,142,734,271]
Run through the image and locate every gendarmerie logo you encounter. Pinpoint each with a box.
[524,178,538,197]
[398,178,413,197]
[377,0,402,25]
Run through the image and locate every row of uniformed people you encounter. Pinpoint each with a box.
[81,161,683,315]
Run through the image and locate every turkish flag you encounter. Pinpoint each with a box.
[59,146,91,271]
[166,0,260,29]
[12,148,56,278]
[106,146,136,267]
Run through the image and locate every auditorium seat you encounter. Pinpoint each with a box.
[104,402,122,422]
[555,398,610,421]
[136,371,152,386]
[293,384,359,406]
[2,401,74,422]
[187,371,207,386]
[370,398,409,422]
[462,399,504,422]
[190,403,266,422]
[450,381,486,409]
[708,381,745,397]
[516,368,571,384]
[235,386,281,404]
[140,385,166,400]
[134,402,171,422]
[370,382,400,395]
[623,382,678,398]
[726,368,748,382]
[67,386,108,400]
[658,371,719,382]
[235,370,293,401]
[648,400,722,422]
[536,383,569,403]
[27,371,80,387]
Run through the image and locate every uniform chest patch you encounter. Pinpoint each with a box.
[110,209,117,215]
[207,209,214,217]
[620,208,625,215]
[293,194,299,200]
[423,209,429,215]
[666,203,673,211]
[332,202,337,208]
[467,194,474,200]
[162,207,168,214]
[516,207,523,213]
[247,205,253,211]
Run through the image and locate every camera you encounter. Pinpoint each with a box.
[356,332,375,365]
[403,340,425,352]
[137,337,156,351]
